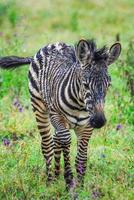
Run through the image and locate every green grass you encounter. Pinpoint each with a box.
[0,0,134,199]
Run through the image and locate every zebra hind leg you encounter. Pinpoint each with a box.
[53,133,62,178]
[31,98,54,184]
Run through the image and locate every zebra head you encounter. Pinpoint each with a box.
[76,39,121,128]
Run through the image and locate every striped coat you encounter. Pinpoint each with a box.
[0,39,121,189]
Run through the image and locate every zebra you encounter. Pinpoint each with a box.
[0,39,121,189]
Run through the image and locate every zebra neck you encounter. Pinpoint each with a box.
[70,67,84,107]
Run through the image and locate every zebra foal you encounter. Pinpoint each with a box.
[0,39,121,188]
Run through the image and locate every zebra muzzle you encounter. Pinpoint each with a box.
[89,112,106,129]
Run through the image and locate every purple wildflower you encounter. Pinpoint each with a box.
[3,138,10,146]
[18,107,23,112]
[92,189,101,199]
[13,98,24,112]
[116,124,122,131]
[13,98,19,107]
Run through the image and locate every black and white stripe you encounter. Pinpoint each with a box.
[0,39,121,188]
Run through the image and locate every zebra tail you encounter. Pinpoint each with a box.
[0,56,33,70]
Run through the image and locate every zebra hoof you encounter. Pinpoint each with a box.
[66,178,77,191]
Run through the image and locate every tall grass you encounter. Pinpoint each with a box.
[0,0,134,199]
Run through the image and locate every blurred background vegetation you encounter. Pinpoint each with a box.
[0,0,133,199]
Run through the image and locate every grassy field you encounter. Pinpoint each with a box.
[0,0,134,199]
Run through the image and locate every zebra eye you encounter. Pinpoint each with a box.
[87,99,93,105]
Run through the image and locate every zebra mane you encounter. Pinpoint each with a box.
[94,46,109,61]
[77,39,109,62]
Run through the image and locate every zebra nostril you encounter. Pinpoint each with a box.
[90,113,106,128]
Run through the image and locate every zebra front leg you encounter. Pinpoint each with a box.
[53,134,62,177]
[75,126,93,186]
[50,115,73,188]
[55,129,73,189]
[31,98,54,184]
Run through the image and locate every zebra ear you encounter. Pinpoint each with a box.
[76,39,92,66]
[108,43,121,65]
